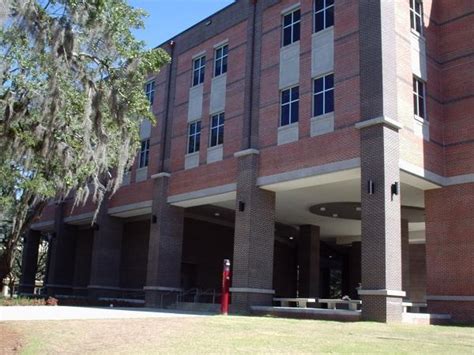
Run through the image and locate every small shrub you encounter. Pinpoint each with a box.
[0,296,46,306]
[46,297,58,306]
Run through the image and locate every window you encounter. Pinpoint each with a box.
[313,73,334,117]
[314,0,334,33]
[410,0,423,34]
[413,76,426,120]
[282,9,301,47]
[214,45,228,77]
[209,113,225,147]
[192,56,206,86]
[139,139,150,168]
[145,80,155,105]
[187,121,201,154]
[280,86,299,126]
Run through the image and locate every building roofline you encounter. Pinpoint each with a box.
[152,1,239,50]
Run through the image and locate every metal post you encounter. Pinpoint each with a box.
[220,259,231,315]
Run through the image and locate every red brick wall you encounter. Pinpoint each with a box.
[435,1,474,177]
[258,0,360,178]
[425,183,474,322]
[168,21,248,196]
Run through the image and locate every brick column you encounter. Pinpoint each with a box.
[357,122,404,322]
[18,230,41,295]
[231,150,275,312]
[88,199,124,299]
[47,203,77,296]
[357,0,404,322]
[72,229,94,296]
[401,219,410,299]
[145,173,184,307]
[297,225,320,298]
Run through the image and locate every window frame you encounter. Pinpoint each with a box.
[145,80,155,106]
[138,139,150,168]
[413,76,427,121]
[214,44,228,77]
[192,55,206,87]
[410,0,424,36]
[187,120,201,154]
[209,112,225,147]
[282,8,301,47]
[280,86,300,127]
[312,73,335,118]
[314,0,334,34]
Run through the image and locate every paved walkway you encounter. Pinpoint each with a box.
[0,306,211,321]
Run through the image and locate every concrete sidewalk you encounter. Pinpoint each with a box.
[0,306,212,321]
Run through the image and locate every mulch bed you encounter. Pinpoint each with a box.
[0,324,23,354]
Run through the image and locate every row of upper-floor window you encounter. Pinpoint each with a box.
[187,112,224,155]
[144,0,424,106]
[137,76,426,168]
[136,1,426,166]
[280,73,334,126]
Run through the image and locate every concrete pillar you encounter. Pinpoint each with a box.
[145,174,184,307]
[88,199,124,299]
[231,151,275,312]
[297,225,320,298]
[47,203,77,296]
[401,219,410,299]
[19,230,41,295]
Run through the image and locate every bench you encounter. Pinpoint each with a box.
[318,299,362,311]
[273,298,317,308]
[402,301,427,313]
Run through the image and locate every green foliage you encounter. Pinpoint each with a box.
[0,0,170,282]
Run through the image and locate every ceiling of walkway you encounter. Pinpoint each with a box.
[213,177,426,243]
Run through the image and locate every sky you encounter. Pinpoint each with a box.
[128,0,235,48]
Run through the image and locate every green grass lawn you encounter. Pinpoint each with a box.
[7,315,474,354]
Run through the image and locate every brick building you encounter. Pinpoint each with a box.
[20,0,473,323]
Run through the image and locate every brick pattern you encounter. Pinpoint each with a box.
[232,153,276,312]
[297,225,320,298]
[145,176,185,307]
[18,230,41,294]
[358,0,404,323]
[88,198,124,299]
[425,183,474,322]
[360,124,403,322]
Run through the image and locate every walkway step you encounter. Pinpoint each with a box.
[402,312,452,325]
[172,302,220,313]
[251,306,361,322]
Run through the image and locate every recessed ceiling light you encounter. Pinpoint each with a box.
[320,207,326,212]
[332,213,339,218]
[289,236,294,240]
[214,212,220,217]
